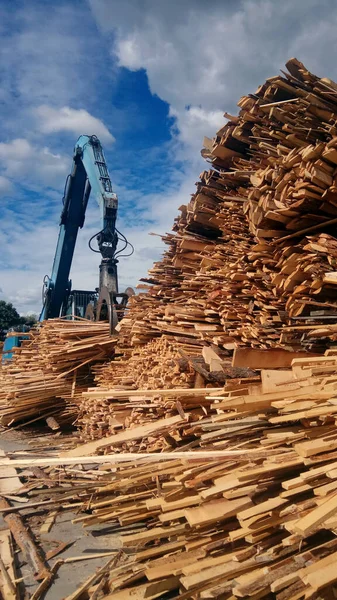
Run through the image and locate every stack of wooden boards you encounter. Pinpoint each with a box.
[0,319,116,428]
[63,351,337,599]
[51,57,337,596]
[3,351,337,599]
[78,334,263,442]
[111,58,337,360]
[73,58,337,442]
[78,336,198,441]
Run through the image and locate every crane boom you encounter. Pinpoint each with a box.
[40,135,127,322]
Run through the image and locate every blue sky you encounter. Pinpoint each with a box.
[2,0,337,313]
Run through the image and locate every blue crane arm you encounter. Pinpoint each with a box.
[40,135,118,321]
[76,134,118,229]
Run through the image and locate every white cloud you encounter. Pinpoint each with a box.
[0,138,32,161]
[0,4,103,111]
[35,106,115,144]
[0,175,12,194]
[0,3,117,147]
[0,220,59,313]
[169,106,224,153]
[0,138,68,187]
[90,0,337,153]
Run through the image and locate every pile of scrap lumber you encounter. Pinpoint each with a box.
[0,318,115,428]
[53,58,337,595]
[78,336,197,441]
[78,336,260,442]
[113,58,337,361]
[3,351,337,599]
[6,57,337,598]
[74,58,337,441]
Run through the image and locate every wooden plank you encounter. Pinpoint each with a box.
[40,509,58,534]
[237,496,287,522]
[0,449,278,473]
[232,348,319,369]
[102,577,180,600]
[184,496,252,527]
[62,415,185,457]
[300,551,337,590]
[0,451,21,495]
[82,387,222,399]
[180,557,255,591]
[261,370,298,393]
[0,530,17,600]
[121,524,188,547]
[294,493,337,536]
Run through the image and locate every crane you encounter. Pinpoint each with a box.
[2,134,134,362]
[3,134,134,362]
[40,134,134,330]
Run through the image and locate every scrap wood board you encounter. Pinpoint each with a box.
[0,530,16,600]
[0,450,21,495]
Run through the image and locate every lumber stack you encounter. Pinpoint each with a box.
[76,333,259,443]
[76,337,195,440]
[7,58,337,597]
[0,319,115,428]
[61,59,337,594]
[72,353,337,598]
[75,58,337,442]
[112,59,337,360]
[7,351,337,599]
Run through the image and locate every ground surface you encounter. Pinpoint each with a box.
[0,429,121,599]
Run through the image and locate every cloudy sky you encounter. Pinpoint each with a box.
[1,0,337,314]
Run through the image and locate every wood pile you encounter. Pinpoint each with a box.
[0,319,115,428]
[77,336,198,441]
[47,58,337,595]
[76,333,262,443]
[93,354,337,599]
[71,58,337,442]
[3,352,337,598]
[63,353,337,600]
[6,57,337,598]
[111,58,337,363]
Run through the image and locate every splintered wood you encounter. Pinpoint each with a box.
[0,319,115,428]
[77,336,220,442]
[95,364,337,599]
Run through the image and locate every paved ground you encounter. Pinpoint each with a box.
[0,429,121,599]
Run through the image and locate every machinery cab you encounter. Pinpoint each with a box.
[63,289,98,319]
[2,326,31,362]
[63,288,134,332]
